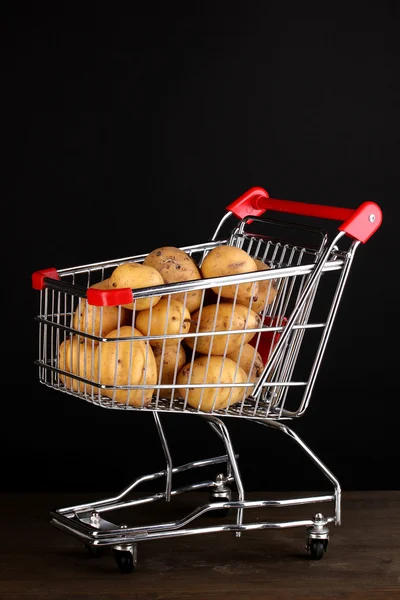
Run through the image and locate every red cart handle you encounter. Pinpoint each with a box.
[226,186,382,243]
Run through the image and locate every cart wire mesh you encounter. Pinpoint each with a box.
[34,215,352,420]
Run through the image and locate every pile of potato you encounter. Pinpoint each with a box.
[58,245,279,412]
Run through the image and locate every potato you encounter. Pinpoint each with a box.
[135,297,191,346]
[250,259,279,313]
[153,343,186,399]
[143,246,203,313]
[227,343,264,383]
[201,245,259,306]
[73,297,131,342]
[89,278,110,290]
[177,356,248,412]
[109,262,164,311]
[58,336,95,393]
[94,326,157,407]
[185,302,261,355]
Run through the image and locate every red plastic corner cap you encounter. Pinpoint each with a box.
[338,201,382,243]
[226,186,270,219]
[87,287,134,307]
[32,268,59,290]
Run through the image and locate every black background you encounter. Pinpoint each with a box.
[4,2,399,494]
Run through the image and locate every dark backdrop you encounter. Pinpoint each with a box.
[4,2,399,494]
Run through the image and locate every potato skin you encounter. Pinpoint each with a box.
[143,246,203,313]
[73,298,131,341]
[177,355,248,411]
[58,336,95,393]
[94,326,157,407]
[185,302,261,355]
[109,262,164,311]
[153,343,186,399]
[90,278,110,290]
[250,259,279,313]
[135,298,191,346]
[201,245,259,306]
[227,343,264,383]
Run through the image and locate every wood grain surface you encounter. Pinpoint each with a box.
[0,490,399,599]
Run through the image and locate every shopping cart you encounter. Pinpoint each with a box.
[32,186,382,573]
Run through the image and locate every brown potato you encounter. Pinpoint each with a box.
[73,298,131,342]
[227,343,264,383]
[109,262,164,311]
[135,297,191,346]
[250,259,279,313]
[58,336,95,393]
[94,326,157,407]
[153,343,186,399]
[185,302,261,355]
[143,246,203,313]
[89,278,110,290]
[177,355,248,411]
[201,245,259,306]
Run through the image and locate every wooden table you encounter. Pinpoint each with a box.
[0,491,399,599]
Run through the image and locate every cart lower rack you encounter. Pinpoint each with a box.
[32,186,382,573]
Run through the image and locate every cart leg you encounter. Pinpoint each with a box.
[203,416,245,536]
[206,420,233,480]
[153,413,173,502]
[256,419,341,525]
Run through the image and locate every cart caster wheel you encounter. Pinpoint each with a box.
[309,539,326,560]
[83,543,103,558]
[208,492,231,518]
[113,546,137,574]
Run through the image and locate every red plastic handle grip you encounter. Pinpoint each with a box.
[32,267,60,290]
[87,288,134,306]
[226,187,382,243]
[31,268,134,306]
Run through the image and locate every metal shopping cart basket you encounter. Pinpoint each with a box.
[32,186,382,573]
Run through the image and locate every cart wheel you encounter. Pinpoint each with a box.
[113,547,137,574]
[309,539,325,560]
[208,492,231,518]
[83,542,103,558]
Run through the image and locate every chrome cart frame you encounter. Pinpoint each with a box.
[32,186,382,572]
